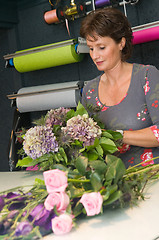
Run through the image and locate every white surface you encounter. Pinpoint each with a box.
[0,172,159,240]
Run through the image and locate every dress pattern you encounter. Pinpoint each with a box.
[82,64,159,168]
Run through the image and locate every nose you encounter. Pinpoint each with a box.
[90,49,99,61]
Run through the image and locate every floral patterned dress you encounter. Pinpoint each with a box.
[82,63,159,168]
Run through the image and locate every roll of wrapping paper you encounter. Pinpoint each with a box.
[16,82,79,112]
[132,26,159,45]
[95,0,111,8]
[13,39,84,73]
[44,9,59,24]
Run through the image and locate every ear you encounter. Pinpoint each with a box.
[119,37,126,50]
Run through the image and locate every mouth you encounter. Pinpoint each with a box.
[96,61,103,66]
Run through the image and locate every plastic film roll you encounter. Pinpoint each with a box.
[132,26,159,45]
[44,9,59,24]
[16,82,78,113]
[13,40,84,73]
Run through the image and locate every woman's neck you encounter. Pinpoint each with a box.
[102,62,132,86]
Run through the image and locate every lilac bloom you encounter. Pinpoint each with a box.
[15,221,33,237]
[23,126,59,159]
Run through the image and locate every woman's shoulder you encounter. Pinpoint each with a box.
[133,63,159,75]
[83,75,101,91]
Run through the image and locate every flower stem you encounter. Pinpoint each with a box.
[68,178,90,183]
[124,164,159,178]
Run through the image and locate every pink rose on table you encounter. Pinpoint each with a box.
[80,192,103,216]
[43,169,68,193]
[44,192,70,213]
[52,214,73,235]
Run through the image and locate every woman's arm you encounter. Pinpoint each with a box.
[123,127,159,148]
[123,65,159,148]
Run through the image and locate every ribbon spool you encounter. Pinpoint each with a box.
[44,9,59,24]
[44,7,65,24]
[95,0,111,8]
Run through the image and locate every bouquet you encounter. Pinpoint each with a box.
[1,102,159,239]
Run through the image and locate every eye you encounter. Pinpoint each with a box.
[89,47,93,51]
[100,46,105,50]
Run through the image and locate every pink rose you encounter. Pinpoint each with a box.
[80,192,103,216]
[52,214,73,235]
[44,192,70,213]
[43,169,68,193]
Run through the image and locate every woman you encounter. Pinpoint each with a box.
[80,7,159,168]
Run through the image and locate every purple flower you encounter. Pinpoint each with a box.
[23,125,59,159]
[5,192,26,210]
[15,221,33,237]
[45,107,70,127]
[5,192,26,201]
[61,114,102,146]
[0,196,5,211]
[28,204,55,230]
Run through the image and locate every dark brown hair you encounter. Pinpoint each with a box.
[80,8,133,61]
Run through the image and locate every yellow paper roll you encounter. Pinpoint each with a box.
[13,39,84,73]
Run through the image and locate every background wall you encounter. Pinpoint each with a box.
[0,0,159,170]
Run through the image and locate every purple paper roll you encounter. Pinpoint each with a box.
[132,26,159,45]
[95,0,111,8]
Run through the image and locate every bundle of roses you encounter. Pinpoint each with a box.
[1,159,159,239]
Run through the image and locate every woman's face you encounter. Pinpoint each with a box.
[86,34,124,72]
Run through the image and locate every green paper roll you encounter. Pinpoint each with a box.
[13,39,84,73]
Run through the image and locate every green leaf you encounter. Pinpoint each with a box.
[102,184,118,201]
[68,183,84,198]
[101,130,114,139]
[99,137,118,154]
[95,144,103,156]
[90,172,102,191]
[89,160,107,175]
[87,149,99,161]
[66,109,75,121]
[75,156,88,175]
[106,130,123,141]
[105,154,119,165]
[85,138,99,151]
[53,164,68,171]
[105,155,126,184]
[74,102,88,116]
[58,147,68,164]
[53,124,61,133]
[34,178,45,185]
[16,156,33,167]
[54,152,64,162]
[103,190,123,205]
[73,201,84,217]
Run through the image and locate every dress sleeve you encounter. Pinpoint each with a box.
[143,65,159,142]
